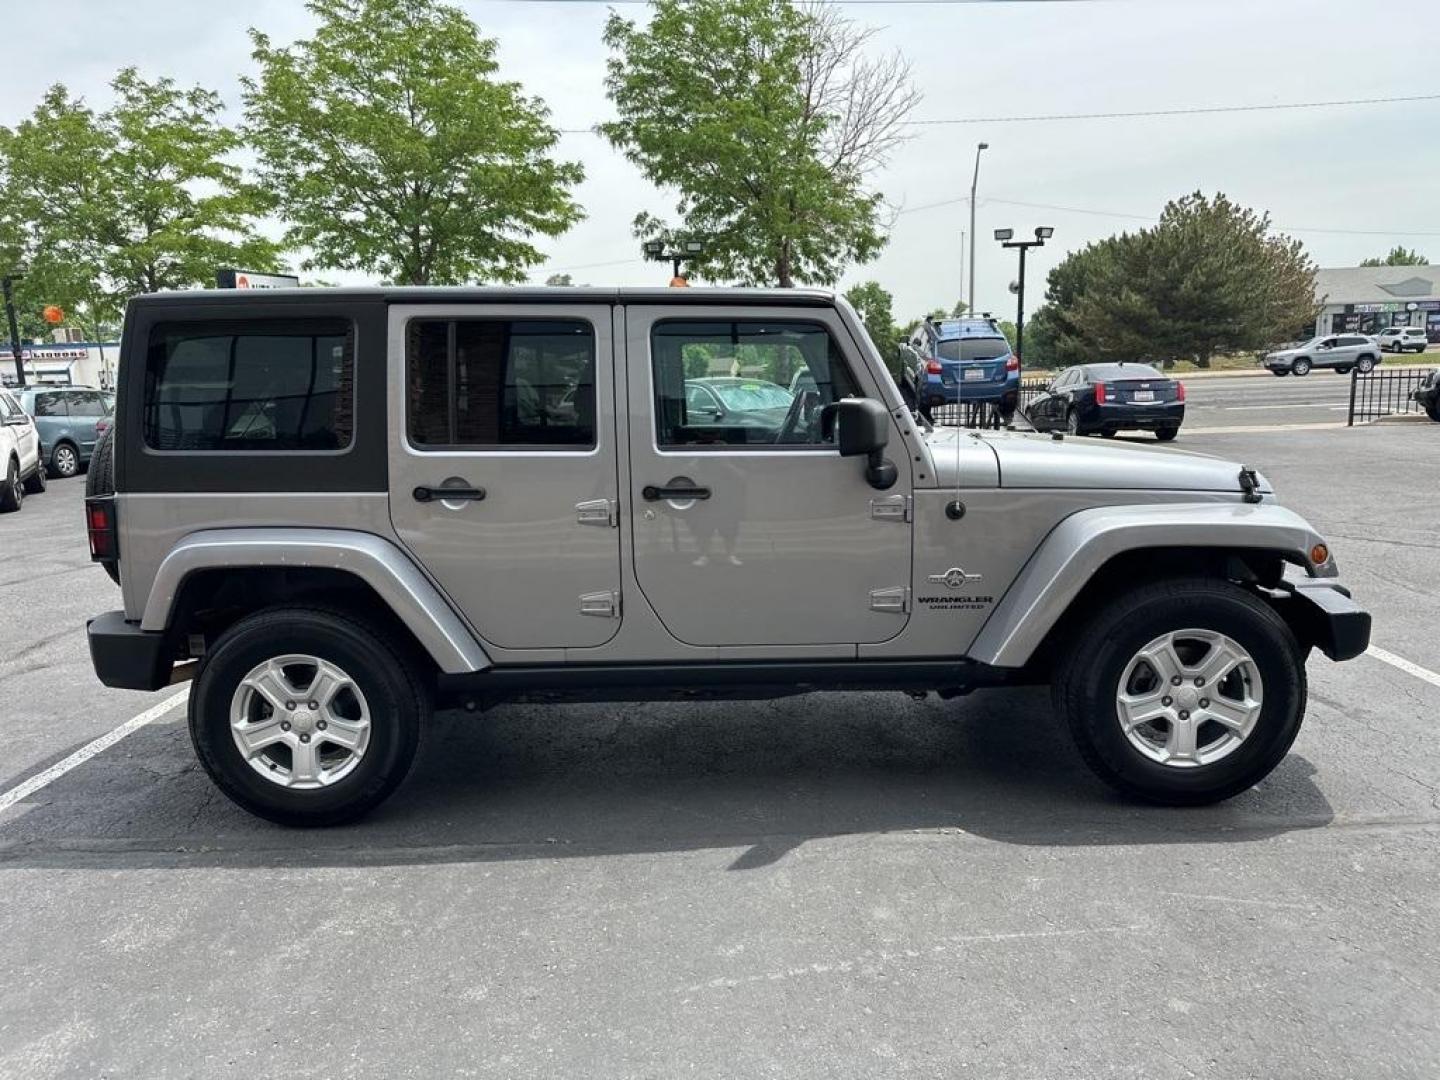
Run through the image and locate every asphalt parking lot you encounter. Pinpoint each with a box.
[2,415,1438,1077]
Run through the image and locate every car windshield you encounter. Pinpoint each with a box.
[936,338,1009,362]
[711,382,793,410]
[1086,364,1165,380]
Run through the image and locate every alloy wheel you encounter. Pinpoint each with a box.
[53,445,78,477]
[229,655,372,789]
[1115,629,1264,768]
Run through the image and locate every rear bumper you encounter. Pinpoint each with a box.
[1090,403,1185,429]
[1276,581,1371,662]
[87,610,174,691]
[925,376,1020,406]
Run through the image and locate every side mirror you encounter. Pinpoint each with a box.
[820,398,898,490]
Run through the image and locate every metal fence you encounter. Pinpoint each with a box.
[1347,365,1436,426]
[928,376,1050,429]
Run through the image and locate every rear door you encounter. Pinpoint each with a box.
[387,304,623,650]
[623,305,912,647]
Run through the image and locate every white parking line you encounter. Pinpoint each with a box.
[0,688,190,815]
[1220,402,1349,411]
[1366,646,1440,690]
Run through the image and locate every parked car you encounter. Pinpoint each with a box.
[85,286,1369,824]
[1375,326,1429,354]
[1027,363,1185,441]
[1261,334,1380,376]
[0,385,47,511]
[683,377,796,441]
[16,386,115,478]
[1412,369,1440,422]
[900,316,1020,418]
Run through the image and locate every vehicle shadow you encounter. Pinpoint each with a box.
[0,687,1334,872]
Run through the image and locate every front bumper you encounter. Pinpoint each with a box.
[87,610,174,691]
[1274,581,1371,662]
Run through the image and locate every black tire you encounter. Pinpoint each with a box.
[1290,358,1311,376]
[0,457,21,513]
[189,607,427,826]
[1100,427,1118,439]
[22,462,47,495]
[1154,426,1178,442]
[85,427,120,585]
[48,440,80,478]
[1427,402,1440,423]
[1356,355,1375,374]
[1054,578,1306,806]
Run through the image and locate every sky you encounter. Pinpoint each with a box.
[3,0,1438,321]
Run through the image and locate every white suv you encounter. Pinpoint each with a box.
[0,385,48,512]
[1375,326,1428,354]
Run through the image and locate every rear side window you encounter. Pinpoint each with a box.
[405,319,595,449]
[30,391,68,417]
[66,391,108,417]
[144,320,354,452]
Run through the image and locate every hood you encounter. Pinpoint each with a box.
[931,430,1274,493]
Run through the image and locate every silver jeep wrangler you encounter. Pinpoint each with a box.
[84,287,1370,825]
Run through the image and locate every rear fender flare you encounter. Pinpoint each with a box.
[967,502,1329,668]
[140,528,490,674]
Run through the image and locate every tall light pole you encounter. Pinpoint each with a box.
[994,226,1053,368]
[2,271,26,388]
[967,142,988,316]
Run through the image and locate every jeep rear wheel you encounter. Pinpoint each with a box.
[1054,578,1305,805]
[189,607,426,825]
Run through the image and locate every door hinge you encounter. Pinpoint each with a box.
[576,498,618,527]
[579,590,620,618]
[869,586,910,614]
[870,494,912,523]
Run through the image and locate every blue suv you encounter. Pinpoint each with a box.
[899,316,1020,419]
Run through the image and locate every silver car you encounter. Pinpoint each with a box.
[1262,333,1380,376]
[83,287,1371,824]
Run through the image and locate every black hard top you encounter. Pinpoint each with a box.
[129,286,839,309]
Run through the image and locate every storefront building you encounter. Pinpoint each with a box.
[1314,266,1440,342]
[0,342,120,389]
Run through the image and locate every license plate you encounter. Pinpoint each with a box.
[1132,390,1155,402]
[963,369,986,381]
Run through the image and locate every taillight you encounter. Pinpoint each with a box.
[1094,382,1107,404]
[85,496,118,562]
[1176,381,1186,402]
[925,358,943,375]
[1005,354,1020,372]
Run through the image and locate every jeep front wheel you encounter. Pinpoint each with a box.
[189,608,425,825]
[1054,578,1305,805]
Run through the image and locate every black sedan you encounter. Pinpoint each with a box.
[1026,363,1185,441]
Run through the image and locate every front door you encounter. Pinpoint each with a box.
[388,304,622,650]
[624,306,912,647]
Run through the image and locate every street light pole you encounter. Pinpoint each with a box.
[967,142,988,316]
[2,274,26,388]
[994,226,1053,371]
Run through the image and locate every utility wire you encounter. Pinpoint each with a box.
[557,92,1440,134]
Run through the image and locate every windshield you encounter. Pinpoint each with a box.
[712,382,793,410]
[936,338,1009,363]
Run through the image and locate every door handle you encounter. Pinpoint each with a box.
[413,485,486,503]
[642,484,711,501]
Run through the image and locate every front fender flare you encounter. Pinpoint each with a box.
[141,528,490,674]
[968,502,1328,668]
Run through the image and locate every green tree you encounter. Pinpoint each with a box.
[1,73,277,336]
[1360,245,1428,267]
[843,280,898,351]
[245,0,583,285]
[601,0,918,287]
[545,273,574,286]
[1042,192,1317,368]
